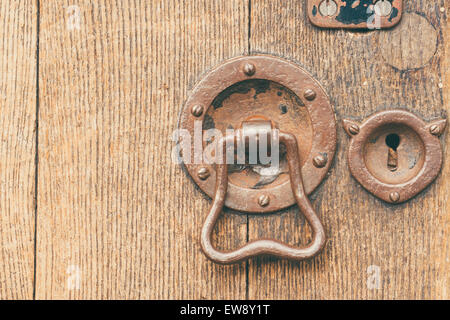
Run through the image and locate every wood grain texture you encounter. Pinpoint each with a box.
[0,0,37,300]
[438,0,449,300]
[1,0,446,300]
[36,0,248,299]
[248,0,449,299]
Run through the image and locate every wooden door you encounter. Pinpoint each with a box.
[0,0,448,300]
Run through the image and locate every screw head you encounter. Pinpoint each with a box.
[258,194,270,207]
[243,63,256,76]
[374,0,393,17]
[313,154,327,168]
[430,124,441,136]
[191,105,204,117]
[197,167,210,180]
[304,89,317,101]
[389,192,400,203]
[349,124,360,135]
[319,0,338,16]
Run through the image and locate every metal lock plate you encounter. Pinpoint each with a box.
[307,0,403,29]
[179,55,337,213]
[343,110,446,204]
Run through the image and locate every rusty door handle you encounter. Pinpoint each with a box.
[201,132,326,264]
[180,55,336,265]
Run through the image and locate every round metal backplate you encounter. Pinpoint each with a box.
[179,55,337,213]
[343,110,446,204]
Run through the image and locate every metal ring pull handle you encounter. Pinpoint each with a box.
[201,131,326,264]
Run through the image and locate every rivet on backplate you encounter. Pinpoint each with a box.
[243,63,256,76]
[349,124,360,135]
[389,192,400,203]
[258,194,270,207]
[191,105,204,117]
[198,167,210,180]
[430,124,441,136]
[313,155,327,168]
[304,89,317,101]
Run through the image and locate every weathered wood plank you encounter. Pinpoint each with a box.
[36,0,248,299]
[249,0,448,299]
[0,0,37,300]
[437,0,449,300]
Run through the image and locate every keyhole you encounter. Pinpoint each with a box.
[386,133,400,171]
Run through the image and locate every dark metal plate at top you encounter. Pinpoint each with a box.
[308,0,403,29]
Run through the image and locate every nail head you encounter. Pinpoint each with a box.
[430,124,440,136]
[313,155,327,168]
[191,105,204,117]
[243,63,256,76]
[349,124,360,135]
[258,195,270,207]
[389,192,400,203]
[198,167,210,180]
[304,89,317,101]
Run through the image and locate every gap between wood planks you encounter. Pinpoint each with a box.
[245,0,252,301]
[32,0,40,301]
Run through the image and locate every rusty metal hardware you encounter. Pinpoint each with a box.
[178,55,336,263]
[343,110,447,204]
[179,55,336,213]
[307,0,403,29]
[201,124,326,264]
